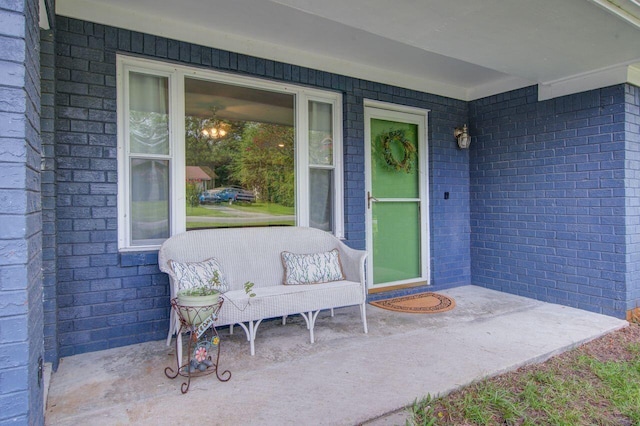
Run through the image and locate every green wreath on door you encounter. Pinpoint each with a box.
[379,129,416,173]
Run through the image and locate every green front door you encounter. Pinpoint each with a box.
[365,105,429,289]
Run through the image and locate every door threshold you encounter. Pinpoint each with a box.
[368,281,428,294]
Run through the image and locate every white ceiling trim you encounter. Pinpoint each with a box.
[629,64,640,87]
[466,76,534,102]
[538,62,639,101]
[588,0,640,29]
[56,0,476,100]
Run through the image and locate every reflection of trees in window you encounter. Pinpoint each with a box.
[185,115,245,186]
[235,123,295,206]
[185,116,295,206]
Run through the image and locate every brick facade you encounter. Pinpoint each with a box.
[53,16,470,358]
[470,84,639,318]
[625,84,640,317]
[41,27,57,368]
[0,0,44,424]
[1,7,639,422]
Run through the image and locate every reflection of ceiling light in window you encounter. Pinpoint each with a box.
[278,143,285,148]
[202,127,227,138]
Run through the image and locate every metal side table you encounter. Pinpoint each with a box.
[165,297,231,393]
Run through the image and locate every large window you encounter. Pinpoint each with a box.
[117,56,343,250]
[184,78,296,230]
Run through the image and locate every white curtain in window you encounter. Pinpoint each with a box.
[129,72,169,155]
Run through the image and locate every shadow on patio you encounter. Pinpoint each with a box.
[45,286,626,425]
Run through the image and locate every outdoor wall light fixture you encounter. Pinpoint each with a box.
[454,124,471,149]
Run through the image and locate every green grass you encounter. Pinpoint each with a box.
[226,202,294,216]
[583,355,640,423]
[186,202,294,229]
[187,202,294,217]
[408,336,640,425]
[187,220,295,230]
[186,205,234,217]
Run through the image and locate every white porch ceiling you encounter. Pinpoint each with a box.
[57,0,640,101]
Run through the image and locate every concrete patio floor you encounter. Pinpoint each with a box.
[45,285,627,425]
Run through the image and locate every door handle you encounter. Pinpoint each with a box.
[367,191,378,209]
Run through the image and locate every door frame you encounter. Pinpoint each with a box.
[364,99,430,291]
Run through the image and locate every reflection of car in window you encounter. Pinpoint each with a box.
[198,188,221,204]
[199,187,255,204]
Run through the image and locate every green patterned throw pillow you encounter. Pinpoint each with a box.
[168,257,228,292]
[281,249,345,285]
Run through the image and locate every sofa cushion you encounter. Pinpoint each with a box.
[168,257,228,292]
[281,249,344,285]
[219,280,362,325]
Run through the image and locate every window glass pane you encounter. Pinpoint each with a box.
[309,168,333,232]
[184,78,295,230]
[309,101,333,166]
[130,159,170,244]
[129,72,169,155]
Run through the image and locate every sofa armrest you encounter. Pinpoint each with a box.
[338,244,367,292]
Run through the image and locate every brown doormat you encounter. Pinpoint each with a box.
[370,292,455,314]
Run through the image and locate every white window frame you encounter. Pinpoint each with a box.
[299,95,344,238]
[117,55,344,251]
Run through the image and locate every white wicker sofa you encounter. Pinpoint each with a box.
[158,227,368,357]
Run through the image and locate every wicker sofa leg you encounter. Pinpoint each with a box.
[300,310,321,343]
[360,303,368,334]
[236,319,263,356]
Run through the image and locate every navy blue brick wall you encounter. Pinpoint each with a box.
[54,15,471,357]
[470,85,629,318]
[430,107,471,284]
[625,84,640,314]
[41,28,58,367]
[0,0,44,424]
